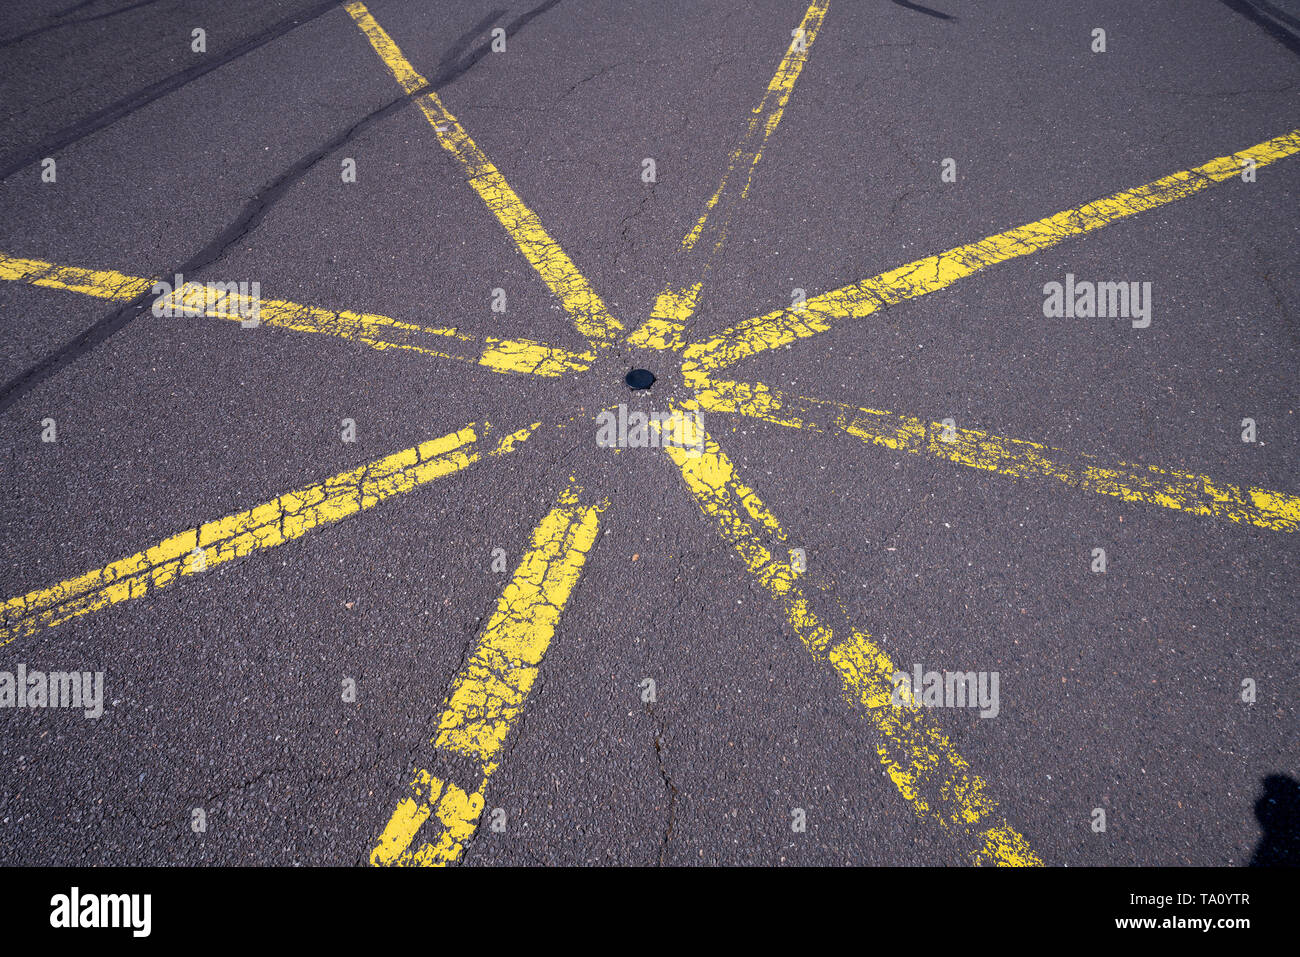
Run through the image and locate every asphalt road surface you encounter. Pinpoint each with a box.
[0,0,1297,867]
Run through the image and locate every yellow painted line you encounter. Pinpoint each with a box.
[628,0,831,351]
[0,250,591,378]
[631,282,703,353]
[372,480,607,866]
[0,422,539,647]
[657,415,1040,865]
[678,0,830,256]
[345,2,624,348]
[162,281,593,377]
[0,253,155,301]
[692,376,1300,533]
[681,128,1300,373]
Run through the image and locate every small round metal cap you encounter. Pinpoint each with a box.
[625,368,656,390]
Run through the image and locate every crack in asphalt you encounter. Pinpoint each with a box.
[646,703,678,865]
[612,178,659,273]
[382,432,588,864]
[103,757,378,863]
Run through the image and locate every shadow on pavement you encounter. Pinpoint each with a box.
[1250,774,1300,866]
[1219,0,1300,57]
[889,0,956,21]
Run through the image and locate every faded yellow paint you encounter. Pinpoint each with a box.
[679,0,830,255]
[660,421,1039,864]
[7,2,1288,870]
[628,283,703,351]
[969,824,1043,867]
[691,376,1300,532]
[346,2,623,347]
[682,128,1300,372]
[0,253,154,300]
[626,1,830,350]
[370,482,607,866]
[0,250,591,378]
[477,338,590,377]
[406,781,486,866]
[371,768,444,866]
[0,423,539,647]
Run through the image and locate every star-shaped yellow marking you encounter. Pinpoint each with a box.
[3,0,1298,867]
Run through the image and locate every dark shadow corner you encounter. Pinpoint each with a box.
[1219,0,1300,57]
[1250,774,1300,866]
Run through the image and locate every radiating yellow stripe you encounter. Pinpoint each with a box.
[631,282,703,353]
[692,376,1300,533]
[658,415,1039,865]
[0,250,591,378]
[0,422,539,647]
[679,0,830,255]
[681,128,1300,372]
[628,0,831,351]
[345,2,623,348]
[372,481,607,866]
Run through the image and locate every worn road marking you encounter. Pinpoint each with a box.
[0,423,538,647]
[371,480,607,866]
[346,1,624,348]
[658,416,1040,865]
[0,253,155,301]
[7,1,1290,868]
[0,251,591,378]
[681,128,1300,373]
[628,0,831,351]
[692,376,1300,533]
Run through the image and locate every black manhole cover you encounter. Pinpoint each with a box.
[625,368,656,390]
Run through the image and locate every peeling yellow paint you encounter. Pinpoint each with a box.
[692,376,1300,532]
[626,1,830,350]
[371,481,607,866]
[0,253,154,300]
[0,250,591,378]
[0,423,539,647]
[346,2,623,348]
[682,128,1300,372]
[661,423,1040,864]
